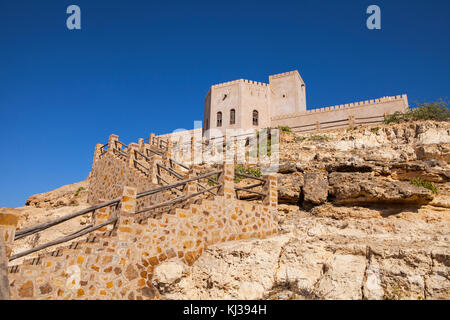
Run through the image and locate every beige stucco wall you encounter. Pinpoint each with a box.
[205,80,243,136]
[0,237,9,300]
[203,70,306,137]
[240,80,271,131]
[269,71,306,118]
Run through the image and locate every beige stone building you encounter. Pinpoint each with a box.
[202,70,408,137]
[203,70,306,137]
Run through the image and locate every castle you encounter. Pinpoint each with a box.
[200,70,409,139]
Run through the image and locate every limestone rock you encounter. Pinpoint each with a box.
[278,162,297,174]
[157,235,292,300]
[363,264,384,300]
[328,172,434,205]
[277,173,303,204]
[152,261,186,292]
[303,172,328,205]
[25,180,89,209]
[315,254,367,300]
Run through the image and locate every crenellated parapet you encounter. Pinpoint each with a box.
[271,94,408,121]
[211,78,270,89]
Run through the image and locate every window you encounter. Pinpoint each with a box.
[230,109,235,125]
[252,110,259,126]
[217,112,222,127]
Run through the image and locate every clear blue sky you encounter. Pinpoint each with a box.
[0,0,449,207]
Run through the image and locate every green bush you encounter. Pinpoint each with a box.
[384,99,450,124]
[308,134,329,142]
[370,127,380,134]
[235,165,262,182]
[277,125,292,133]
[411,178,439,194]
[74,187,85,197]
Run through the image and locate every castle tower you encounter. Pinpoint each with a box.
[203,70,306,138]
[269,70,306,118]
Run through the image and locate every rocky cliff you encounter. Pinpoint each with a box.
[150,120,450,300]
[4,120,450,299]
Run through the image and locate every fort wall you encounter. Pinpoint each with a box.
[272,94,408,132]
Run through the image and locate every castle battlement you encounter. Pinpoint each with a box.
[211,79,244,89]
[271,94,408,120]
[268,70,300,80]
[211,78,270,89]
[242,79,269,87]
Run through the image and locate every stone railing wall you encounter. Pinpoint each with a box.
[6,162,277,300]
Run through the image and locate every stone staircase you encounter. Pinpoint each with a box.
[2,134,279,300]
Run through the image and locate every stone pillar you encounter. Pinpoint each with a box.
[0,209,19,259]
[348,115,355,128]
[88,143,103,180]
[189,136,195,165]
[93,144,102,162]
[117,186,137,241]
[94,200,115,233]
[138,138,144,153]
[149,133,155,146]
[262,175,278,214]
[0,209,16,301]
[218,161,235,201]
[150,154,163,184]
[108,134,119,153]
[222,136,229,165]
[167,139,173,160]
[0,236,10,300]
[315,121,320,132]
[128,143,139,168]
[156,137,161,149]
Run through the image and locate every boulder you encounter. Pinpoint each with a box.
[277,162,297,174]
[152,261,186,293]
[302,172,328,205]
[277,173,303,204]
[328,172,434,205]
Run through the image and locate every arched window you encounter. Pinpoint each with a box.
[217,112,222,127]
[230,109,235,125]
[252,110,259,126]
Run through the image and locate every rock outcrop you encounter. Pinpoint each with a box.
[328,172,433,205]
[154,203,450,300]
[151,120,450,300]
[25,180,89,209]
[6,120,450,300]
